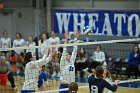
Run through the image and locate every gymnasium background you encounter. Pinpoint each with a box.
[0,0,140,39]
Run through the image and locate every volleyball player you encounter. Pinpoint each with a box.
[103,66,113,93]
[88,65,119,93]
[0,31,11,61]
[69,82,78,93]
[38,65,49,91]
[59,31,79,93]
[21,48,52,93]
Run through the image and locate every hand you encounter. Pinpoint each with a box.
[114,80,120,85]
[74,31,80,38]
[134,54,138,57]
[46,48,50,56]
[64,31,69,40]
[76,60,79,63]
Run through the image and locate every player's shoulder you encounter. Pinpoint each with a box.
[26,61,35,68]
[88,74,95,80]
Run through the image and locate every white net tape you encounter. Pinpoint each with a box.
[0,38,140,51]
[34,79,140,93]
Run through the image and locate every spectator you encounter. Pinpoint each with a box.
[26,36,36,56]
[38,32,49,58]
[75,47,88,77]
[127,45,140,79]
[12,32,25,63]
[92,45,107,66]
[48,31,60,77]
[16,52,25,76]
[0,31,11,61]
[0,56,16,90]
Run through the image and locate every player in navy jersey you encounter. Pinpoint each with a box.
[88,65,119,93]
[38,65,49,91]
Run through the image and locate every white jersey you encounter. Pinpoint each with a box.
[103,78,113,93]
[0,37,11,48]
[48,37,60,52]
[48,37,60,45]
[38,40,49,55]
[60,46,77,84]
[13,39,25,54]
[22,54,51,90]
[92,51,106,65]
[138,43,140,49]
[26,42,36,55]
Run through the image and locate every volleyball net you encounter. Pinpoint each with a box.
[0,38,140,93]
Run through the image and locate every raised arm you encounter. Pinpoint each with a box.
[28,48,52,68]
[60,47,67,70]
[70,31,79,65]
[60,31,69,70]
[70,38,78,65]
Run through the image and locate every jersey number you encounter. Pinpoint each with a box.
[69,66,74,71]
[91,85,98,93]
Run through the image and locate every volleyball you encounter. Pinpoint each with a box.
[83,26,93,35]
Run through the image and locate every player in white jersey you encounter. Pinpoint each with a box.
[26,36,36,56]
[48,31,61,77]
[38,33,49,58]
[103,66,113,93]
[21,48,52,93]
[59,31,79,93]
[0,31,11,61]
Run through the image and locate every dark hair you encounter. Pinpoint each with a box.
[89,61,101,70]
[28,36,34,46]
[16,32,22,38]
[42,65,45,68]
[24,52,32,64]
[3,31,8,35]
[40,32,49,43]
[69,82,78,93]
[95,66,104,79]
[133,45,139,53]
[96,45,101,50]
[79,48,86,59]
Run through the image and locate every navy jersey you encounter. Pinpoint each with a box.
[88,74,118,93]
[38,71,48,88]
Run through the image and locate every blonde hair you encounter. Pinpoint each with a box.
[102,66,111,78]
